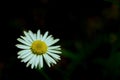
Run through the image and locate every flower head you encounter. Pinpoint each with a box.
[16,30,61,69]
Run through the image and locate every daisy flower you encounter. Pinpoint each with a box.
[16,30,61,69]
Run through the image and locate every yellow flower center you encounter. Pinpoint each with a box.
[31,40,48,55]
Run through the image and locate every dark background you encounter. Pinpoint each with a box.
[0,0,120,80]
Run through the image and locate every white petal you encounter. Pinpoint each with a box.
[48,49,62,54]
[18,51,31,59]
[38,55,43,69]
[35,55,39,68]
[53,48,61,50]
[43,54,50,67]
[17,38,30,46]
[47,52,60,60]
[47,39,59,46]
[40,35,43,40]
[21,53,34,63]
[46,36,53,42]
[44,35,53,42]
[45,37,54,45]
[24,31,33,42]
[17,50,30,55]
[46,54,57,64]
[31,55,37,69]
[43,54,57,67]
[16,44,30,49]
[26,55,36,69]
[48,46,60,50]
[37,30,41,40]
[42,31,48,41]
[31,62,34,69]
[28,30,36,41]
[20,36,31,44]
[34,33,37,40]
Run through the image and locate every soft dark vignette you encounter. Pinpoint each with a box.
[0,0,120,80]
